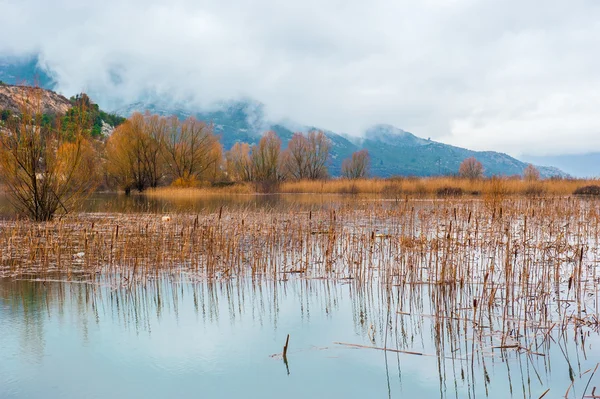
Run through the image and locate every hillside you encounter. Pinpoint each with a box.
[115,100,566,178]
[0,84,71,115]
[0,85,124,137]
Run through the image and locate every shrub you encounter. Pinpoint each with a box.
[573,185,600,196]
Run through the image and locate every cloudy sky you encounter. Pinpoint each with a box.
[1,0,599,156]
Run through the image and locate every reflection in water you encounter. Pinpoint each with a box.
[0,192,370,218]
[1,276,599,398]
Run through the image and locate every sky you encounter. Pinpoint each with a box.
[1,0,599,157]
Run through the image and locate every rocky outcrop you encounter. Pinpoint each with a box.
[0,84,71,115]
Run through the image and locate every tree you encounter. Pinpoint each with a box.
[105,112,164,193]
[226,142,253,182]
[251,131,282,183]
[459,157,484,179]
[105,117,145,194]
[282,133,309,180]
[0,87,98,221]
[342,149,370,179]
[282,130,330,180]
[523,164,540,181]
[161,116,221,186]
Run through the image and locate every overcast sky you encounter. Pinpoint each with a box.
[1,0,599,156]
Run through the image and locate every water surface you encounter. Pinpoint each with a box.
[1,277,597,398]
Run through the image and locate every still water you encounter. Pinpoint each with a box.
[1,276,597,399]
[0,192,365,218]
[1,194,600,398]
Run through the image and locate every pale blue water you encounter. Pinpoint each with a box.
[2,277,599,398]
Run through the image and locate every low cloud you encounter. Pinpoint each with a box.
[1,0,600,156]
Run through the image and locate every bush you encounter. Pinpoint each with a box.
[436,186,464,197]
[573,185,600,196]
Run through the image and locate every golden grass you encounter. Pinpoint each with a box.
[2,197,600,395]
[279,177,600,196]
[138,177,600,200]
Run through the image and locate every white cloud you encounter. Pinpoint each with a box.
[1,0,600,156]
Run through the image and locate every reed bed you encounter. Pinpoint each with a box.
[279,177,600,196]
[141,177,600,199]
[2,196,600,395]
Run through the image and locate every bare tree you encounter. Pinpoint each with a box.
[140,113,165,188]
[282,130,330,180]
[459,157,484,179]
[342,149,370,179]
[0,87,98,220]
[226,142,253,182]
[282,133,309,180]
[523,164,540,181]
[251,131,282,182]
[161,116,221,185]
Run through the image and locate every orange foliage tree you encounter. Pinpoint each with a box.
[0,87,98,220]
[161,116,222,186]
[226,142,253,182]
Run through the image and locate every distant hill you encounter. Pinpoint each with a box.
[115,100,567,178]
[522,153,600,178]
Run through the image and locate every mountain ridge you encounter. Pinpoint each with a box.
[114,101,567,178]
[0,56,568,178]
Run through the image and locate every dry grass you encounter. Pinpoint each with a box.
[279,177,600,196]
[138,177,600,200]
[2,196,600,396]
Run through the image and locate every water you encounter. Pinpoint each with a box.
[0,192,379,218]
[1,277,598,399]
[2,196,600,398]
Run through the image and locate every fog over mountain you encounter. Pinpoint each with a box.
[1,0,600,161]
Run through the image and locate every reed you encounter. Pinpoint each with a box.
[1,196,600,396]
[142,177,600,198]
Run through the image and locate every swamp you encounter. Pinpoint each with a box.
[1,193,600,398]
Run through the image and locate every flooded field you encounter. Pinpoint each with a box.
[1,194,600,398]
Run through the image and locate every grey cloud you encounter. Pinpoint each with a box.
[1,0,600,156]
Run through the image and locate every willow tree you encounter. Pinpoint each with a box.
[282,130,330,180]
[251,131,282,183]
[0,87,98,221]
[225,142,253,182]
[459,157,484,180]
[161,116,222,186]
[105,112,168,193]
[342,149,370,179]
[523,164,540,181]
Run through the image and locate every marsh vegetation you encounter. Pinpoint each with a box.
[1,195,600,397]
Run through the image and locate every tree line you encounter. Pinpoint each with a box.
[0,90,542,221]
[104,113,372,194]
[0,92,371,220]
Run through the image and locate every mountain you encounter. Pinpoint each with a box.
[115,100,566,178]
[0,84,124,137]
[0,84,71,115]
[0,55,55,89]
[521,153,600,178]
